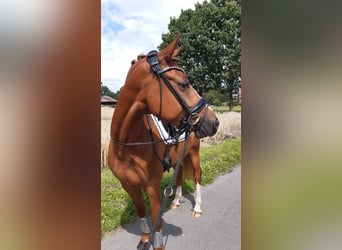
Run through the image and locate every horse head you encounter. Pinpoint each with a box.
[125,34,219,138]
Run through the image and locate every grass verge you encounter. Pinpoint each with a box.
[101,138,241,235]
[232,105,241,112]
[212,105,241,113]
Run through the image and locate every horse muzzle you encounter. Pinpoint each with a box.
[178,98,219,138]
[194,115,219,138]
[185,101,219,139]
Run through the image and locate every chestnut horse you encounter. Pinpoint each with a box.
[108,35,219,250]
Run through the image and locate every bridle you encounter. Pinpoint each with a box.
[112,50,209,146]
[146,50,208,135]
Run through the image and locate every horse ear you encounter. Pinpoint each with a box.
[159,33,181,63]
[172,45,183,61]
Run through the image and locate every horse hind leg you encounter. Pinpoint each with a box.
[191,153,203,218]
[177,154,203,217]
[170,165,183,209]
[170,186,182,209]
[192,182,202,217]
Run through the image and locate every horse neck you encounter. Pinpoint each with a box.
[111,93,146,143]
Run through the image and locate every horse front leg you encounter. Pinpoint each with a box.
[119,183,149,249]
[146,185,163,250]
[138,216,150,248]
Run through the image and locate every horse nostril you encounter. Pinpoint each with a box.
[215,117,219,128]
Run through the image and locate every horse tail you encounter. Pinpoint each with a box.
[180,135,201,182]
[182,156,195,181]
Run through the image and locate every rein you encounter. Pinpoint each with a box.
[140,51,208,250]
[143,131,191,250]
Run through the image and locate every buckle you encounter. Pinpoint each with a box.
[188,113,200,126]
[163,186,173,197]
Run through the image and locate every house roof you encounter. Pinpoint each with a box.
[101,95,117,103]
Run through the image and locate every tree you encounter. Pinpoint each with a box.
[101,82,119,99]
[202,89,225,106]
[112,87,122,100]
[159,0,241,110]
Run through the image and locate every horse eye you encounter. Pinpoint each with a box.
[178,81,189,90]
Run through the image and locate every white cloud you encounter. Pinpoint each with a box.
[101,0,203,92]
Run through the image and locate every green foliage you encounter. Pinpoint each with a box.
[112,87,122,100]
[101,82,114,97]
[203,89,225,105]
[159,0,241,97]
[101,82,121,99]
[101,138,241,235]
[213,99,222,106]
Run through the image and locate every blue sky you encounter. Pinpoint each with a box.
[101,0,204,92]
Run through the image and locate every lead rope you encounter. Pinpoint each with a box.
[143,130,191,250]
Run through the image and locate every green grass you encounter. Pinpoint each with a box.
[212,105,241,113]
[232,105,241,112]
[212,105,229,113]
[200,138,241,184]
[101,138,241,235]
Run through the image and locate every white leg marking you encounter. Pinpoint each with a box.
[171,186,182,206]
[193,182,202,213]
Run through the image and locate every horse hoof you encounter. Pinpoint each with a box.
[136,240,149,250]
[170,203,180,209]
[192,211,202,218]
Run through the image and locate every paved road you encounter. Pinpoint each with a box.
[102,165,241,250]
